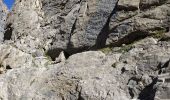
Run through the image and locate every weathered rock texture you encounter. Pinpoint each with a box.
[8,0,170,59]
[0,0,7,42]
[0,0,170,100]
[0,38,170,100]
[7,0,119,58]
[108,0,170,45]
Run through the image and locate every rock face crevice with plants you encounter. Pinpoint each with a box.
[0,0,170,100]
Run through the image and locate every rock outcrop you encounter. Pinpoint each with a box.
[0,0,170,100]
[0,38,170,99]
[8,0,170,59]
[8,0,119,58]
[108,0,170,46]
[0,0,7,42]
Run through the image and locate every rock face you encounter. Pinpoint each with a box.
[0,0,170,100]
[0,38,170,100]
[7,0,170,58]
[8,0,118,58]
[0,51,128,100]
[108,0,170,45]
[0,0,7,42]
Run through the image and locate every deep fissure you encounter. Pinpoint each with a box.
[4,23,12,41]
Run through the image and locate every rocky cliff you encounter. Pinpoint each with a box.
[0,0,170,100]
[0,0,7,42]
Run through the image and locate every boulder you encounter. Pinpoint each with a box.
[8,0,118,57]
[108,0,170,45]
[0,44,32,73]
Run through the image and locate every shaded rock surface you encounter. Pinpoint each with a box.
[8,0,170,58]
[0,0,170,100]
[8,0,118,57]
[108,0,170,46]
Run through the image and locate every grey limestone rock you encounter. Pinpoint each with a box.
[7,0,170,59]
[0,0,170,100]
[0,38,170,99]
[5,0,170,60]
[8,0,118,57]
[0,0,7,42]
[107,0,170,45]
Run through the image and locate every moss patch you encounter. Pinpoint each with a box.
[114,44,135,53]
[43,51,53,61]
[44,54,53,61]
[150,29,166,38]
[99,47,112,54]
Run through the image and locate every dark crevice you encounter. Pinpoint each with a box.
[157,62,162,74]
[78,92,84,100]
[67,18,77,48]
[117,5,138,11]
[105,26,168,48]
[6,65,12,70]
[158,69,162,75]
[139,0,168,11]
[46,49,61,61]
[4,23,13,41]
[94,0,119,49]
[165,27,169,32]
[157,59,170,74]
[70,19,77,37]
[66,46,89,55]
[46,48,70,61]
[121,67,126,74]
[108,30,149,47]
[149,27,168,32]
[157,62,162,70]
[162,59,170,69]
[139,3,159,11]
[138,78,158,100]
[77,87,84,100]
[47,45,89,61]
[128,87,135,99]
[64,51,70,59]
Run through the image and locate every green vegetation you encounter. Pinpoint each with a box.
[99,43,135,54]
[115,44,135,53]
[43,49,53,61]
[44,53,53,61]
[151,29,166,38]
[99,47,112,54]
[31,53,37,58]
